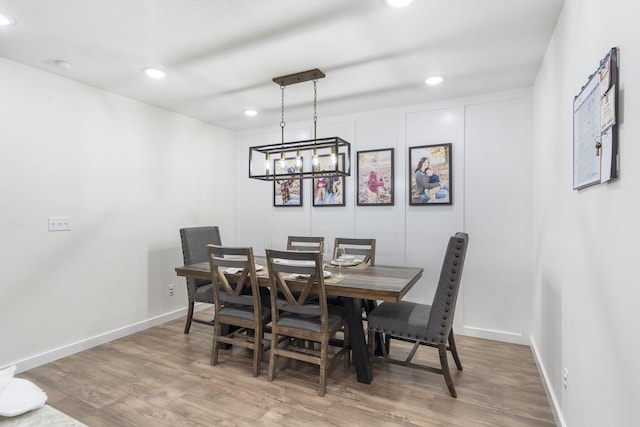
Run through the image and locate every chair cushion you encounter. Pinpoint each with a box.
[275,305,345,333]
[368,301,433,342]
[194,283,214,304]
[219,303,271,322]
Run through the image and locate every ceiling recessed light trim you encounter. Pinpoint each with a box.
[385,0,413,8]
[0,12,15,26]
[143,67,167,79]
[244,109,259,117]
[425,75,445,86]
[53,60,72,70]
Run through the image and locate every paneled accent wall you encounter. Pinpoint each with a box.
[235,89,532,344]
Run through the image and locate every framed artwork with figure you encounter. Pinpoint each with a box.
[313,153,346,207]
[356,148,394,206]
[273,157,303,207]
[408,143,452,205]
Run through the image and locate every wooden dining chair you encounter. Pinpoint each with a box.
[265,249,349,396]
[367,232,469,397]
[286,236,324,252]
[333,237,377,317]
[179,226,221,333]
[333,237,376,266]
[206,245,271,376]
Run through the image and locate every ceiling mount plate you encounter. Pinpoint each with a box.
[273,68,325,87]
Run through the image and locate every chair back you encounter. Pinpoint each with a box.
[265,249,328,329]
[426,232,469,344]
[286,236,324,252]
[180,226,222,291]
[206,245,260,312]
[334,237,376,265]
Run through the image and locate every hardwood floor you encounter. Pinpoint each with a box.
[20,308,556,426]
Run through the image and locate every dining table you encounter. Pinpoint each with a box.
[175,256,423,384]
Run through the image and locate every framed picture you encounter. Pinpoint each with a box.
[357,148,394,206]
[313,154,346,207]
[273,157,303,207]
[409,143,452,205]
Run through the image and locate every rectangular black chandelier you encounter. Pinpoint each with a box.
[248,69,352,181]
[248,136,351,181]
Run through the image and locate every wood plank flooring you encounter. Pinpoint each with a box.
[19,308,556,426]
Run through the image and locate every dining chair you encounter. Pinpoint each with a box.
[333,237,376,266]
[333,237,377,313]
[265,249,349,396]
[179,226,222,333]
[367,232,469,397]
[207,245,271,376]
[286,235,325,252]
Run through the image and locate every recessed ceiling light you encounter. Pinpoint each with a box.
[143,67,167,79]
[385,0,413,8]
[0,12,15,26]
[53,60,72,70]
[244,109,259,117]
[425,75,445,86]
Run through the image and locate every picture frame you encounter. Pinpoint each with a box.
[408,143,452,205]
[313,153,346,207]
[356,148,394,206]
[273,157,303,207]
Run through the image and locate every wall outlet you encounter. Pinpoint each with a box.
[48,216,71,231]
[168,284,175,297]
[562,367,568,389]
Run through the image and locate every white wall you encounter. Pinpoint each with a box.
[0,58,236,371]
[236,89,533,344]
[531,1,640,426]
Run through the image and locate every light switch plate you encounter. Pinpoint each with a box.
[48,217,71,231]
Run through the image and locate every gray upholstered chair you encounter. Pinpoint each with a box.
[286,235,324,252]
[207,245,271,376]
[265,249,349,396]
[179,226,222,333]
[367,232,469,397]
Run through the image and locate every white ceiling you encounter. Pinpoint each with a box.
[0,0,564,131]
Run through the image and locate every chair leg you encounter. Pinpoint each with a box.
[448,330,463,371]
[367,329,376,365]
[252,327,262,377]
[184,300,195,334]
[268,330,277,382]
[343,323,350,368]
[438,345,457,398]
[318,339,328,397]
[211,322,222,366]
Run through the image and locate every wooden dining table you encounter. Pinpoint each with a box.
[175,257,423,384]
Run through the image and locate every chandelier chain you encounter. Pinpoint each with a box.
[280,85,286,145]
[313,78,318,139]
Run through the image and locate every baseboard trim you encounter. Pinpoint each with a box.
[10,305,208,374]
[530,336,566,427]
[459,325,529,345]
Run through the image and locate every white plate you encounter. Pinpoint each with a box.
[330,258,363,267]
[224,264,263,274]
[274,259,315,266]
[288,270,332,280]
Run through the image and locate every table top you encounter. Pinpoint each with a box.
[175,258,423,303]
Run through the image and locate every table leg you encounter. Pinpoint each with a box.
[343,297,372,384]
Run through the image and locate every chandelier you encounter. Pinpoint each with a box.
[248,69,351,181]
